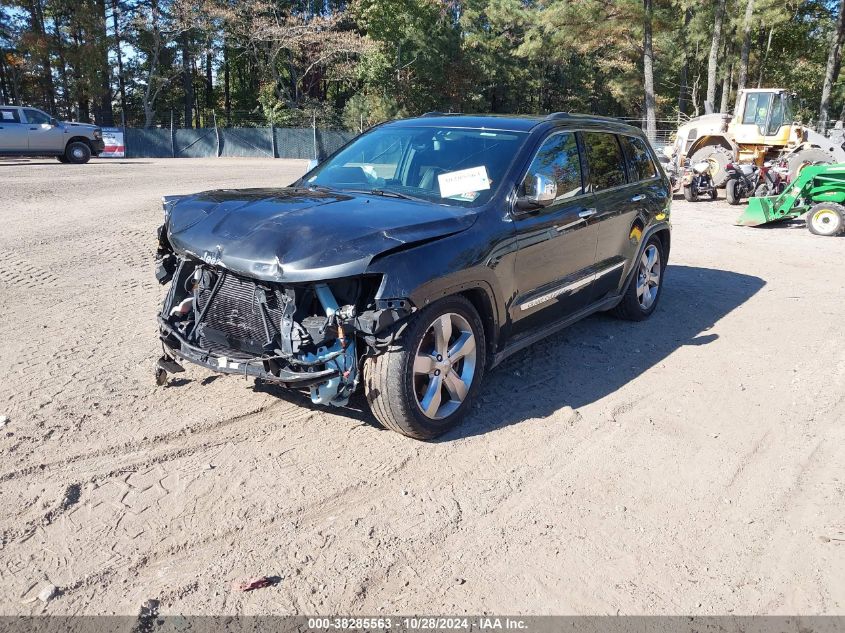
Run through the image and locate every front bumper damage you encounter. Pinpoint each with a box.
[155,231,413,406]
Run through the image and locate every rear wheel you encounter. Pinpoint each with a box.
[56,155,69,164]
[611,235,666,321]
[726,179,740,205]
[753,183,771,198]
[683,185,697,202]
[806,203,845,236]
[689,145,732,187]
[787,147,834,182]
[364,295,486,439]
[65,141,91,164]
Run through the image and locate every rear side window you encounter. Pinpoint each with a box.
[582,132,627,191]
[523,131,583,201]
[620,135,658,181]
[0,108,21,123]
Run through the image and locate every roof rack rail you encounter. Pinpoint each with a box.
[545,111,631,125]
[421,111,464,117]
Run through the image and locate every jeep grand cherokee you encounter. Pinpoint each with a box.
[155,113,671,439]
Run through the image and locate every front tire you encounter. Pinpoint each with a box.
[611,235,666,321]
[364,295,486,439]
[726,179,740,205]
[65,141,91,164]
[683,185,697,202]
[806,203,845,236]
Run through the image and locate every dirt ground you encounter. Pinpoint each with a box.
[0,157,842,617]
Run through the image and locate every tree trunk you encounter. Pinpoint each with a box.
[720,61,734,113]
[706,0,727,114]
[643,0,656,140]
[757,26,774,88]
[94,0,114,126]
[27,0,56,111]
[224,43,231,126]
[819,0,845,131]
[112,0,128,124]
[205,49,213,111]
[678,7,693,118]
[182,32,193,128]
[737,0,754,92]
[52,14,71,117]
[143,0,162,128]
[0,48,9,104]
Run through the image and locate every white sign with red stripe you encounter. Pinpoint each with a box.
[100,127,125,158]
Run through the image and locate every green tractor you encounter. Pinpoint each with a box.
[736,163,845,236]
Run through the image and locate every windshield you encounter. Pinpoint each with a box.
[305,125,528,206]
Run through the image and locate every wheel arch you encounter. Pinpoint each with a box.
[457,286,498,367]
[688,134,736,158]
[65,136,93,150]
[621,222,671,296]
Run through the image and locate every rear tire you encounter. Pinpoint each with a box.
[787,147,834,182]
[611,235,666,321]
[726,179,740,205]
[806,203,845,236]
[56,155,69,164]
[65,141,91,164]
[753,183,771,198]
[683,185,697,202]
[689,145,732,187]
[364,295,486,440]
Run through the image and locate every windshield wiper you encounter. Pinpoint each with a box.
[343,188,418,201]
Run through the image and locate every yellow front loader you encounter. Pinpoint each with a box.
[666,89,845,187]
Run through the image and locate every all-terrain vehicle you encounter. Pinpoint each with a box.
[682,160,718,201]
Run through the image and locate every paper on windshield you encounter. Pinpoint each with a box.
[438,166,491,199]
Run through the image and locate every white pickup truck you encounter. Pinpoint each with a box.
[0,105,105,164]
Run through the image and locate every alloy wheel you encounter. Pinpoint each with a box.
[636,245,661,310]
[413,312,477,420]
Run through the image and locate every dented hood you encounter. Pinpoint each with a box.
[165,188,478,282]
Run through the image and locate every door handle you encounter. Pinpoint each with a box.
[578,208,597,219]
[29,127,38,130]
[631,194,647,202]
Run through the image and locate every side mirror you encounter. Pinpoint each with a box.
[516,174,557,211]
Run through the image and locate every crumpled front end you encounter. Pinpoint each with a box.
[155,229,413,406]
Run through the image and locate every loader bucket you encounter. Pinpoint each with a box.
[736,196,777,226]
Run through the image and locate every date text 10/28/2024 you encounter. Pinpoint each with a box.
[307,617,528,631]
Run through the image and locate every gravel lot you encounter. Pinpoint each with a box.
[0,157,843,616]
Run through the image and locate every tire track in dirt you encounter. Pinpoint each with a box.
[0,400,291,486]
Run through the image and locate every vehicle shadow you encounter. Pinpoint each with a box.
[447,264,765,441]
[255,265,765,440]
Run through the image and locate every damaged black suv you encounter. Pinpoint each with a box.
[155,114,671,439]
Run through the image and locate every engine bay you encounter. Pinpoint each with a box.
[155,230,411,406]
